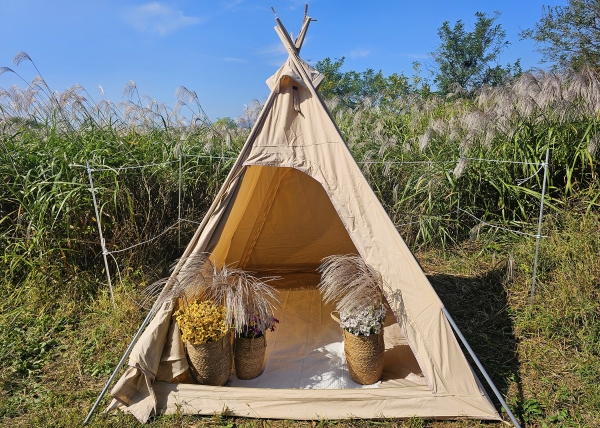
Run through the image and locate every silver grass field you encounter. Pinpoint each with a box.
[0,53,599,426]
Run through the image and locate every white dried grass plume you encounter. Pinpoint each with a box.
[453,157,469,178]
[352,109,363,130]
[484,129,496,149]
[13,51,32,67]
[378,135,395,157]
[430,118,448,136]
[318,254,384,314]
[461,111,487,137]
[383,160,394,177]
[149,253,279,334]
[362,96,373,109]
[0,66,15,77]
[141,94,156,109]
[176,86,199,104]
[325,96,340,111]
[537,72,562,110]
[30,75,49,91]
[122,80,138,99]
[374,118,385,140]
[448,124,461,144]
[516,94,538,120]
[417,128,432,151]
[392,183,399,204]
[589,132,599,156]
[514,73,541,101]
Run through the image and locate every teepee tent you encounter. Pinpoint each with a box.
[94,8,515,425]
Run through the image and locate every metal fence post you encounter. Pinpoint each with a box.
[86,161,114,305]
[530,148,550,305]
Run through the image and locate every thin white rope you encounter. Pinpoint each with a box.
[106,221,179,254]
[182,155,236,160]
[70,160,177,171]
[91,160,178,172]
[463,157,541,166]
[458,208,547,238]
[396,220,421,227]
[358,160,452,165]
[516,163,546,186]
[107,252,145,308]
[179,217,203,225]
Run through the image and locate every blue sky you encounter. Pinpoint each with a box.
[0,0,561,120]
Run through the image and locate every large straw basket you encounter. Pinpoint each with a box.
[186,330,232,386]
[343,329,384,385]
[234,335,267,380]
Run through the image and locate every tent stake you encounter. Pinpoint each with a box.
[83,307,156,425]
[442,307,521,428]
[530,148,549,305]
[87,161,114,306]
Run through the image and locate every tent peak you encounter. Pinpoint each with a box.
[271,5,315,54]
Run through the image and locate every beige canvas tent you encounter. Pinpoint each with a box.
[98,9,511,425]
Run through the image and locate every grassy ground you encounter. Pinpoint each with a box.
[1,211,598,428]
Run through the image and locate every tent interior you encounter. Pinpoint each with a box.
[197,164,427,390]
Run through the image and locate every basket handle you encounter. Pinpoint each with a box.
[330,311,340,324]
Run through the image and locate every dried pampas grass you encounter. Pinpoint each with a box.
[318,254,384,314]
[148,253,279,336]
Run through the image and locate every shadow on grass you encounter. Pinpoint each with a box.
[427,269,522,419]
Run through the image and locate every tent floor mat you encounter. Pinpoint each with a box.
[226,286,427,389]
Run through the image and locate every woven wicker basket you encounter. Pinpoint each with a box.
[234,335,266,380]
[186,330,232,386]
[343,328,384,385]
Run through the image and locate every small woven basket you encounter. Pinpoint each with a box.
[186,330,232,386]
[234,335,267,380]
[343,328,384,385]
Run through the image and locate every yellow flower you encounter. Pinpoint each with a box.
[175,300,229,345]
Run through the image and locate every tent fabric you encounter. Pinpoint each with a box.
[108,17,501,423]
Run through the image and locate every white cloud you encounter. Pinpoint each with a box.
[258,43,288,56]
[350,48,371,59]
[257,43,288,67]
[127,3,202,35]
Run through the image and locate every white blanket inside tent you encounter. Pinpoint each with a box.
[228,288,426,389]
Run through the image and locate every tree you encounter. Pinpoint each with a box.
[315,57,410,106]
[432,11,520,95]
[520,0,600,71]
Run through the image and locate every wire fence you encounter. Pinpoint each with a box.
[76,149,549,306]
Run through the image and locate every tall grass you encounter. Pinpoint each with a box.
[327,68,599,247]
[0,53,599,426]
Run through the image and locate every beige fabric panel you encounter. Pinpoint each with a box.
[108,49,500,422]
[153,382,499,420]
[243,66,485,397]
[210,166,357,270]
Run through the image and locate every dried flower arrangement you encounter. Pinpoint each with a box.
[318,254,387,385]
[152,252,280,337]
[150,253,280,384]
[240,315,280,339]
[318,254,386,336]
[174,300,228,345]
